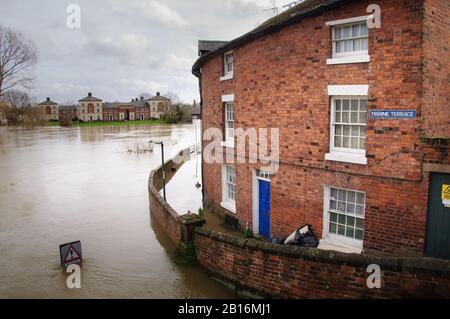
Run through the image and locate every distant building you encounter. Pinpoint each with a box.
[147,92,171,119]
[38,97,59,121]
[78,92,103,122]
[103,97,150,121]
[38,91,173,123]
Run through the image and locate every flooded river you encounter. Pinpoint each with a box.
[0,124,233,298]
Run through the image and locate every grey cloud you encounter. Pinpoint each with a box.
[0,0,278,103]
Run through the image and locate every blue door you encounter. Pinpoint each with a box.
[259,180,271,239]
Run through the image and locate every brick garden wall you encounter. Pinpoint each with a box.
[194,227,450,298]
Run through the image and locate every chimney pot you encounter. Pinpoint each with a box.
[140,96,144,100]
[156,92,160,96]
[47,97,50,101]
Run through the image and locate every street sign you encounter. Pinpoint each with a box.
[369,110,416,119]
[59,241,82,267]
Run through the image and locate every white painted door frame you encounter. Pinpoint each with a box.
[252,170,259,234]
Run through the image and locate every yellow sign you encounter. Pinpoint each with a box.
[442,184,450,200]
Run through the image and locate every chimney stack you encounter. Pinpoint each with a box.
[47,97,50,101]
[156,92,160,96]
[88,92,92,97]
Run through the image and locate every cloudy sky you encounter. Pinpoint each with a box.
[0,0,292,104]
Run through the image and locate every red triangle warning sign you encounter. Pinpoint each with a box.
[64,245,81,263]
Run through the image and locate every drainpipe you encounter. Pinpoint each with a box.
[198,73,205,203]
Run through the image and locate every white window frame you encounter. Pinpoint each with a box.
[220,51,234,81]
[325,85,368,165]
[329,96,367,153]
[221,165,236,213]
[320,186,365,253]
[224,102,234,146]
[221,94,235,148]
[326,16,370,65]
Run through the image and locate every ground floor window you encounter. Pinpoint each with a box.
[221,165,236,213]
[324,186,365,247]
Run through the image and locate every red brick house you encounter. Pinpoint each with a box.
[103,97,151,121]
[193,0,450,258]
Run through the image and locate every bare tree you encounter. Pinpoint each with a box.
[163,91,182,105]
[63,99,75,106]
[1,89,44,127]
[0,25,38,98]
[3,89,30,108]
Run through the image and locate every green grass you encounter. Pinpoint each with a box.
[46,119,167,127]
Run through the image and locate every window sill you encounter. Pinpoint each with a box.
[318,239,363,254]
[327,55,370,65]
[221,201,236,214]
[220,141,234,148]
[220,73,234,81]
[325,151,367,165]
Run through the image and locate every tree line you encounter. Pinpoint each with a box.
[0,24,40,126]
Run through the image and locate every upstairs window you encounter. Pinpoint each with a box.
[326,16,370,65]
[224,102,234,145]
[223,51,233,76]
[333,22,368,58]
[331,97,367,152]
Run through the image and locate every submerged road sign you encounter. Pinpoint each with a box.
[59,241,82,267]
[369,110,417,119]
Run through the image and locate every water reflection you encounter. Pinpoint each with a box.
[0,124,233,298]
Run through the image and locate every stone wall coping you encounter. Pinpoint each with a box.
[194,227,450,276]
[179,213,206,225]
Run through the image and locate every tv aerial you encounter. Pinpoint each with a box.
[263,0,279,16]
[282,0,304,9]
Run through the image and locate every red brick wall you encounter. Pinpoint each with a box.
[195,228,450,298]
[148,159,182,245]
[422,0,450,138]
[200,0,444,254]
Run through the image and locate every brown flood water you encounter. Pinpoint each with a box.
[0,125,233,298]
